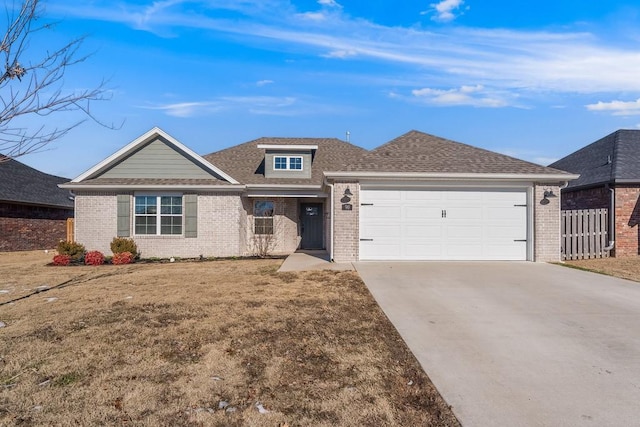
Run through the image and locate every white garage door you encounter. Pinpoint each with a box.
[359,189,528,261]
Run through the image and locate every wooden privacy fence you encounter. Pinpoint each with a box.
[66,218,74,242]
[561,209,609,260]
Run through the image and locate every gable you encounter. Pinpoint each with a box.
[99,137,216,180]
[68,128,239,186]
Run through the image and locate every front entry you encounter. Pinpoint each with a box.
[300,203,324,249]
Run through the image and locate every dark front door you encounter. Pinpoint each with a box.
[300,203,324,249]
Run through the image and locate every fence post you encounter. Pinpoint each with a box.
[66,218,74,242]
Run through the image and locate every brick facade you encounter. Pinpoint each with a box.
[533,184,561,262]
[332,182,359,262]
[74,191,246,258]
[560,185,640,257]
[561,186,609,210]
[613,186,640,257]
[242,197,301,256]
[0,202,73,251]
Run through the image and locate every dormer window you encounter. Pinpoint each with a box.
[274,156,303,171]
[257,143,316,178]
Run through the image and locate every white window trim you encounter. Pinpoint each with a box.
[134,192,184,236]
[254,200,275,235]
[273,155,304,171]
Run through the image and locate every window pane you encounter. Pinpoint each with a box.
[161,216,182,235]
[161,196,182,215]
[255,217,273,235]
[135,216,156,235]
[135,196,157,214]
[254,200,274,217]
[290,157,302,170]
[274,157,287,170]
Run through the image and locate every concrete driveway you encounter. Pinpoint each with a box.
[355,262,640,427]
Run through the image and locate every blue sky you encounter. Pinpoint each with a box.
[14,0,640,177]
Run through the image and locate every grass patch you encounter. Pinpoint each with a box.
[0,250,459,426]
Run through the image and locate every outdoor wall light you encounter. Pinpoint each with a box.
[344,187,353,197]
[540,189,557,205]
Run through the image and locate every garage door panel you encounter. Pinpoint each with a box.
[486,206,526,220]
[362,205,401,220]
[405,206,442,219]
[359,189,528,261]
[361,190,401,202]
[404,191,444,202]
[445,207,483,220]
[362,224,402,238]
[403,225,443,238]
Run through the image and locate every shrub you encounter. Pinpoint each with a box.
[110,237,139,257]
[84,251,105,266]
[52,254,71,266]
[112,251,134,265]
[57,241,86,261]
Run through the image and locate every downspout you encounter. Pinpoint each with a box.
[324,178,335,262]
[604,185,615,251]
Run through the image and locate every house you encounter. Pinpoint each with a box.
[549,129,640,257]
[0,156,74,251]
[60,127,577,262]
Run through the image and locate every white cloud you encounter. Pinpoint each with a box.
[585,99,640,116]
[322,49,357,59]
[53,1,640,95]
[256,79,274,87]
[412,85,509,107]
[139,96,297,117]
[427,0,466,22]
[318,0,342,8]
[298,11,327,21]
[141,101,222,117]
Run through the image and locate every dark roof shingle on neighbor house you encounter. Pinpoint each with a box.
[343,130,571,175]
[549,129,640,189]
[204,137,369,186]
[0,156,74,209]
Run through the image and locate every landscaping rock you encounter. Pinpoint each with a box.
[0,321,6,328]
[256,402,269,414]
[218,400,229,410]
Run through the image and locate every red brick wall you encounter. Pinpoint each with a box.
[561,186,609,210]
[614,186,640,257]
[0,202,73,251]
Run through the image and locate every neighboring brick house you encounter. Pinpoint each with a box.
[550,129,640,257]
[60,127,576,262]
[0,156,74,251]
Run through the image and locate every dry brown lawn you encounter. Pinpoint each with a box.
[564,257,640,283]
[0,251,459,426]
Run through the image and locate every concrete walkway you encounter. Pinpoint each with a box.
[356,261,640,427]
[278,250,354,272]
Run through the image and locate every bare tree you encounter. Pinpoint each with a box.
[0,0,112,160]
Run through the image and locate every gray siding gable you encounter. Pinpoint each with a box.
[99,137,222,180]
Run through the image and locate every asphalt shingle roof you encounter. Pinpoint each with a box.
[549,130,640,189]
[0,157,74,208]
[69,178,231,187]
[344,130,570,175]
[204,137,369,185]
